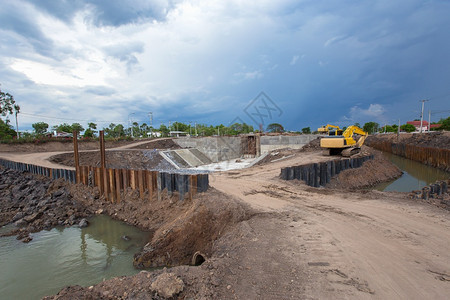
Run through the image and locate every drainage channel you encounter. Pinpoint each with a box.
[373,152,450,192]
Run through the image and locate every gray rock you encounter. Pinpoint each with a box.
[79,218,89,228]
[12,212,25,222]
[14,219,28,227]
[121,235,131,241]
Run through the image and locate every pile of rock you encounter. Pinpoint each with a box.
[0,167,92,242]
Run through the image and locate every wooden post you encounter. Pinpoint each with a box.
[130,170,136,189]
[109,168,116,203]
[115,169,121,203]
[95,167,102,192]
[103,167,109,201]
[73,131,80,183]
[99,130,106,169]
[157,172,161,201]
[121,169,128,191]
[138,170,144,199]
[146,170,153,201]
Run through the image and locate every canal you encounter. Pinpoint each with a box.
[0,215,150,300]
[373,152,450,192]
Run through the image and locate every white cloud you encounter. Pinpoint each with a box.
[290,55,299,65]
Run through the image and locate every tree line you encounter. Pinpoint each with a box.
[1,85,450,141]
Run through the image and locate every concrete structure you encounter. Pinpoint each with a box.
[260,135,319,153]
[174,134,320,163]
[174,136,242,162]
[160,148,212,169]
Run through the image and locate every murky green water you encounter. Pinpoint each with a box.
[373,152,450,192]
[0,215,150,300]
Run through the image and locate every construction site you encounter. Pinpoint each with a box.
[0,130,449,299]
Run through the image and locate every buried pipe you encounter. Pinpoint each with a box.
[191,251,206,266]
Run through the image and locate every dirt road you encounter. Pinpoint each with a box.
[210,154,450,299]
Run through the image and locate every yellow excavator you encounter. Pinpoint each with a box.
[320,125,368,157]
[317,124,343,136]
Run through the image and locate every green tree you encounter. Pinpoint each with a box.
[0,87,17,117]
[159,124,169,137]
[400,124,416,133]
[301,127,311,134]
[0,119,16,140]
[52,123,72,133]
[1,87,20,138]
[32,122,49,135]
[437,116,450,131]
[266,123,284,133]
[363,122,379,134]
[83,122,97,138]
[71,123,84,135]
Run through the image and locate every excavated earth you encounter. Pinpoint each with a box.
[366,131,450,149]
[1,137,450,299]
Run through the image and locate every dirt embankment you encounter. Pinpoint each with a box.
[367,131,450,149]
[366,132,450,171]
[326,149,403,190]
[50,150,175,171]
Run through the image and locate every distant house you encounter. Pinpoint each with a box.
[54,131,73,138]
[430,124,442,130]
[147,131,162,138]
[169,131,187,137]
[406,121,430,132]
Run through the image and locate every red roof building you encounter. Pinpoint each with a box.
[407,121,429,132]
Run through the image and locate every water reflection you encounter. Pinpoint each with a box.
[0,215,149,300]
[373,152,450,192]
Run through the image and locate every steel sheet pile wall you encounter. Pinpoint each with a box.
[0,159,76,183]
[280,155,374,187]
[410,179,449,201]
[368,141,450,172]
[0,159,209,203]
[77,165,209,203]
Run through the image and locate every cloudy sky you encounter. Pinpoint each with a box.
[1,0,449,132]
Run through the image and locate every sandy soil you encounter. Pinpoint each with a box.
[1,140,449,299]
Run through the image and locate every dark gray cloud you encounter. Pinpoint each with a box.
[0,2,54,57]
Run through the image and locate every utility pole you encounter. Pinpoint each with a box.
[419,99,428,133]
[428,110,431,132]
[148,112,153,138]
[189,121,192,136]
[195,122,197,136]
[398,119,400,134]
[15,110,19,139]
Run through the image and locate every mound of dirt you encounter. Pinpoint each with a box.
[326,149,402,190]
[50,150,175,171]
[255,148,303,165]
[130,138,181,150]
[300,137,321,152]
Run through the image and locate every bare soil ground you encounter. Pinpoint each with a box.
[1,140,449,299]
